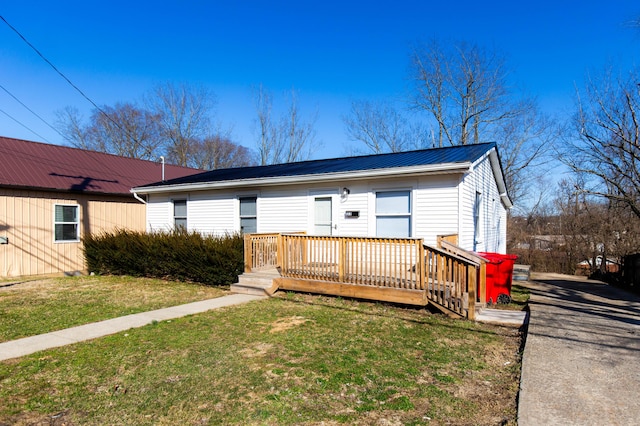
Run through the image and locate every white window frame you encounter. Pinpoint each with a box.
[374,189,412,238]
[54,204,80,243]
[173,199,187,230]
[239,196,258,234]
[474,191,483,250]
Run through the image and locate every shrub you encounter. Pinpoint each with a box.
[83,229,244,286]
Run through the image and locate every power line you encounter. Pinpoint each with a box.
[0,15,131,143]
[0,83,68,141]
[0,15,106,115]
[0,108,51,143]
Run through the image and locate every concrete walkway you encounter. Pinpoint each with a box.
[475,307,528,327]
[518,273,640,425]
[0,293,265,362]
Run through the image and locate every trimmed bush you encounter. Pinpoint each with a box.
[83,229,244,286]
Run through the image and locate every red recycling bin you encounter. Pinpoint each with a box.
[478,252,518,304]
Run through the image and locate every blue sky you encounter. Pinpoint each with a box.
[1,1,639,159]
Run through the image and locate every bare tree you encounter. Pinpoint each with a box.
[57,82,250,169]
[254,84,279,166]
[56,103,164,160]
[56,106,91,149]
[253,85,319,165]
[409,39,554,208]
[189,136,255,170]
[561,67,640,220]
[342,100,429,154]
[147,82,216,167]
[494,100,556,208]
[410,40,518,146]
[554,176,640,275]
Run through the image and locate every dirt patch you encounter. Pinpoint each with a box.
[240,342,274,358]
[269,315,312,333]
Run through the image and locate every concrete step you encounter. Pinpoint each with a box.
[231,269,280,297]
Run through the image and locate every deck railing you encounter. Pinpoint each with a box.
[423,244,479,318]
[280,234,424,289]
[244,233,280,271]
[244,233,481,319]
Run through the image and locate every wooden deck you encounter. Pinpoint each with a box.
[242,233,486,319]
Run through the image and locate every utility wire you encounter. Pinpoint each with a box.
[0,15,106,114]
[0,15,130,142]
[0,83,68,141]
[0,108,51,143]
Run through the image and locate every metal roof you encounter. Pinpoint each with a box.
[136,142,498,189]
[0,136,201,195]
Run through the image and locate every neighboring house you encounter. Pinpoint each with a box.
[133,142,512,253]
[576,256,620,275]
[0,136,200,277]
[514,235,566,251]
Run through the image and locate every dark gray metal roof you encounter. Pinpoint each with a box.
[136,142,497,189]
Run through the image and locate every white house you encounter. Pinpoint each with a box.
[132,143,512,253]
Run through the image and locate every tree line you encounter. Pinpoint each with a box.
[57,83,318,169]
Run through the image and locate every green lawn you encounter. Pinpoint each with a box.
[0,277,522,425]
[0,275,226,342]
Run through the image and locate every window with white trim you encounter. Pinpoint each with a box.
[173,200,187,230]
[375,190,411,237]
[474,192,482,250]
[239,196,257,233]
[54,204,80,242]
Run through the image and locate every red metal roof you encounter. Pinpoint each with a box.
[0,136,202,195]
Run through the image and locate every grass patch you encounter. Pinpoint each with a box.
[492,284,530,310]
[0,276,226,342]
[0,288,522,425]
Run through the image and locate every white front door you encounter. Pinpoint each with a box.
[314,196,333,235]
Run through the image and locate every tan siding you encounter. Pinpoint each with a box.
[1,188,145,277]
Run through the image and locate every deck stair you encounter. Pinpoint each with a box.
[231,267,280,297]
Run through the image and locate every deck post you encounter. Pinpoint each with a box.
[338,238,347,282]
[244,234,252,273]
[467,264,476,320]
[417,240,425,298]
[479,261,487,306]
[277,234,284,271]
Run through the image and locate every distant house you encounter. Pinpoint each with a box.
[0,137,200,277]
[132,142,512,252]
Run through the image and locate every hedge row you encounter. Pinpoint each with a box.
[83,229,244,286]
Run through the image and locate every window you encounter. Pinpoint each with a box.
[173,200,187,229]
[474,192,482,250]
[375,190,411,237]
[239,196,257,233]
[54,204,80,242]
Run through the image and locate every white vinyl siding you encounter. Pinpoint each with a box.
[337,186,369,236]
[413,175,460,246]
[259,189,308,233]
[460,153,506,252]
[188,192,235,236]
